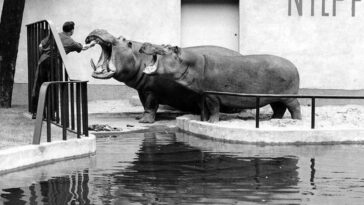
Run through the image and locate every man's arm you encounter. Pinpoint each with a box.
[82,40,96,50]
[61,35,96,54]
[39,35,50,52]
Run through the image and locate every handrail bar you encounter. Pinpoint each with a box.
[204,91,364,99]
[202,91,364,129]
[26,19,54,26]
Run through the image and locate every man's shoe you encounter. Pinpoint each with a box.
[32,113,36,119]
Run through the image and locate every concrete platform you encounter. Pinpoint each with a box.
[177,115,364,144]
[0,134,96,174]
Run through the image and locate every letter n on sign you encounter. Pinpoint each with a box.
[289,0,303,16]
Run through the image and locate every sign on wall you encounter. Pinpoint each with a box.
[288,0,362,16]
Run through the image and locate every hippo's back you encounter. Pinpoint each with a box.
[203,54,300,95]
[186,46,242,57]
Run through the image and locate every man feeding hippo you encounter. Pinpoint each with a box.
[85,29,301,123]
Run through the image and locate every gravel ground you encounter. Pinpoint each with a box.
[2,101,363,150]
[88,99,183,133]
[88,100,364,130]
[0,106,77,150]
[216,105,364,129]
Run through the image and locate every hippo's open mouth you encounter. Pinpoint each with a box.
[139,43,168,75]
[85,33,116,79]
[143,54,158,75]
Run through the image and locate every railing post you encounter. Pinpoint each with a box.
[49,35,58,123]
[81,82,89,136]
[46,86,51,142]
[61,84,67,140]
[256,96,260,128]
[76,83,81,139]
[64,72,70,128]
[311,97,316,129]
[55,59,61,123]
[70,82,75,130]
[27,25,32,112]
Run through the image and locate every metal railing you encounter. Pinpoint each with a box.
[202,91,364,129]
[32,81,89,144]
[27,20,89,144]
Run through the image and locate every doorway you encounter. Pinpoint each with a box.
[181,0,239,51]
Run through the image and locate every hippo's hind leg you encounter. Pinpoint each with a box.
[284,98,302,120]
[270,102,287,119]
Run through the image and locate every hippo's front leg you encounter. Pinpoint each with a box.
[137,90,159,123]
[205,95,220,123]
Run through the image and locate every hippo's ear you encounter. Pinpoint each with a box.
[171,46,181,55]
[127,42,132,48]
[157,48,167,55]
[163,44,172,49]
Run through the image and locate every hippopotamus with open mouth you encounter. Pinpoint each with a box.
[140,43,302,122]
[85,29,242,123]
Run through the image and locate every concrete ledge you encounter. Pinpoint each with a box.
[0,134,96,174]
[177,115,364,144]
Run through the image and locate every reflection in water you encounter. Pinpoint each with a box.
[1,188,26,205]
[113,132,299,204]
[3,131,364,204]
[1,170,90,205]
[310,158,316,187]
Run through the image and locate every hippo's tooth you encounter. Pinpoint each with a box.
[108,60,116,72]
[144,57,158,74]
[92,58,108,74]
[90,59,97,71]
[143,64,157,74]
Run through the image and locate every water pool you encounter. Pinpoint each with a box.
[1,130,364,204]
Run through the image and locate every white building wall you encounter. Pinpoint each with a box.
[5,0,364,90]
[240,0,364,89]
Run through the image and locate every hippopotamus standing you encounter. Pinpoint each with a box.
[85,29,242,123]
[140,43,302,122]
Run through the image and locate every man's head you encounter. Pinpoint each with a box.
[62,21,75,36]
